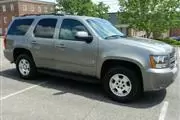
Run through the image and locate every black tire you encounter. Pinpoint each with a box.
[103,66,142,102]
[16,54,37,79]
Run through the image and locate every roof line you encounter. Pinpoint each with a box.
[0,0,55,4]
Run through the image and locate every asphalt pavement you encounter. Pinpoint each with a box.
[0,38,180,120]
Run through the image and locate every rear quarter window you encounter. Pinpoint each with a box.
[7,19,34,35]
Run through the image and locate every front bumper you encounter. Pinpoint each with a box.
[143,64,179,91]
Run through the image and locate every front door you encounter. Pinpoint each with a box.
[54,19,98,76]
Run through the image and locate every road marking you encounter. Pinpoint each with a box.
[0,81,48,101]
[159,101,169,120]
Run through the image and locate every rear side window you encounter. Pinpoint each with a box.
[33,18,57,38]
[7,19,34,35]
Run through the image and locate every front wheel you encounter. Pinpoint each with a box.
[16,54,37,79]
[103,66,142,102]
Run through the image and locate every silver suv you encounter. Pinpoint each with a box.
[3,14,179,102]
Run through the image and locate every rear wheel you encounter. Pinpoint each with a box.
[103,66,142,102]
[16,54,37,79]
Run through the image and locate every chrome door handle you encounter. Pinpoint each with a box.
[31,41,38,45]
[55,44,66,48]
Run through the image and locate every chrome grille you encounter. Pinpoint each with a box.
[169,51,176,69]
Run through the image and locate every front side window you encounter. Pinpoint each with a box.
[34,18,57,38]
[87,18,125,39]
[7,19,34,35]
[59,19,89,40]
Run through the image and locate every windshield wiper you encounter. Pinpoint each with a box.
[105,35,126,39]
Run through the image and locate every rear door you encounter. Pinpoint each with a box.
[29,18,57,68]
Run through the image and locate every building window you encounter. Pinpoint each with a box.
[50,7,54,12]
[12,16,15,20]
[0,28,2,35]
[31,5,34,12]
[2,5,6,12]
[4,17,7,24]
[38,6,41,12]
[10,4,14,11]
[23,5,27,11]
[44,7,48,13]
[5,28,7,33]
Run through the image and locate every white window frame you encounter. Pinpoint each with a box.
[10,4,14,11]
[31,5,34,12]
[44,7,48,13]
[50,7,54,12]
[12,16,15,20]
[4,17,7,24]
[23,4,27,11]
[38,6,41,12]
[2,5,6,12]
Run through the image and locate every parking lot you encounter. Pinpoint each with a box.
[0,38,180,120]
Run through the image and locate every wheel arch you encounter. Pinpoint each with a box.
[99,59,144,90]
[13,48,34,63]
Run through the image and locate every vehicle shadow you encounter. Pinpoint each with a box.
[0,68,167,109]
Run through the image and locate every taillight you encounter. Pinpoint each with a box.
[3,33,7,49]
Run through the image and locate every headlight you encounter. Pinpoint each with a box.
[150,55,169,69]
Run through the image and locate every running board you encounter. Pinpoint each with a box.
[37,68,100,83]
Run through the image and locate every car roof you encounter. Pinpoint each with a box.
[14,14,97,20]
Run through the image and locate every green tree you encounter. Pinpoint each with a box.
[56,0,109,19]
[118,0,180,38]
[95,2,109,19]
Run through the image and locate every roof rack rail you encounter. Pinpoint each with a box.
[21,13,65,17]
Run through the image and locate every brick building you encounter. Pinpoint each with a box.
[170,28,180,37]
[0,0,55,35]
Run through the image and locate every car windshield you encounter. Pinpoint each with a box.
[87,18,125,40]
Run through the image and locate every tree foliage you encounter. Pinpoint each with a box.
[118,0,180,38]
[56,0,109,19]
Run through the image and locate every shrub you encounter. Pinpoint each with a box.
[157,38,180,46]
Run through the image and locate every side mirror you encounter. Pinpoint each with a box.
[75,31,93,43]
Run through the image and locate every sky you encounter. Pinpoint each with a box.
[42,0,119,13]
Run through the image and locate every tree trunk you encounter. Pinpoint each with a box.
[146,30,151,38]
[146,31,151,38]
[153,32,162,39]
